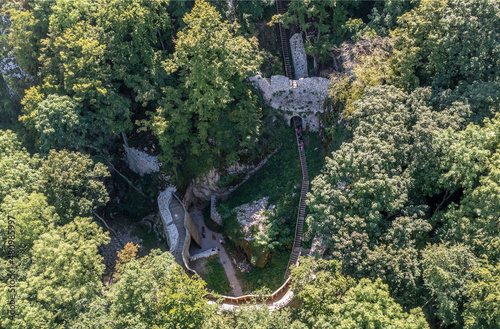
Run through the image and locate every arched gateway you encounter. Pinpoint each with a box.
[290,115,303,129]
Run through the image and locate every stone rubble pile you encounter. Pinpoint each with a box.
[235,197,275,240]
[232,255,253,273]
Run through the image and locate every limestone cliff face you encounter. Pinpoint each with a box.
[191,163,254,201]
[191,151,277,201]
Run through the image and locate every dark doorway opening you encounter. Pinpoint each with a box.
[290,116,303,129]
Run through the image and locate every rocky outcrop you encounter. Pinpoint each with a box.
[290,33,308,79]
[240,239,272,269]
[192,168,223,200]
[1,16,33,98]
[192,149,278,201]
[236,197,274,236]
[310,236,327,258]
[232,197,276,268]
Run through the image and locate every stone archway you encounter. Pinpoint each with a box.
[290,115,303,129]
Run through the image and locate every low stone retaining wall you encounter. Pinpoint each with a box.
[210,195,223,225]
[157,187,179,255]
[190,248,219,261]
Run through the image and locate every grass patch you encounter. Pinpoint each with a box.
[237,250,290,293]
[220,128,302,209]
[218,129,326,291]
[304,133,327,180]
[204,256,232,295]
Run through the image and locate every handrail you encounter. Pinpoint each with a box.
[173,192,200,277]
[170,127,309,310]
[208,128,309,309]
[208,277,292,305]
[275,0,292,79]
[285,131,309,278]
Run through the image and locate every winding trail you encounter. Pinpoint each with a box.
[166,125,310,310]
[208,127,310,310]
[189,207,244,296]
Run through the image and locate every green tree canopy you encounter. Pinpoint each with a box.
[37,150,109,222]
[422,243,479,327]
[290,257,428,329]
[36,94,87,153]
[108,250,214,329]
[0,192,57,256]
[95,0,173,107]
[0,130,40,202]
[391,0,500,91]
[148,0,263,179]
[433,114,500,262]
[0,216,109,329]
[463,262,500,329]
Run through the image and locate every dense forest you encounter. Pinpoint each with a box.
[1,0,499,328]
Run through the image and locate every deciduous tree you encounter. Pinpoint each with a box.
[148,0,263,179]
[37,150,109,222]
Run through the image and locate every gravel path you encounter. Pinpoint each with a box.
[189,203,243,296]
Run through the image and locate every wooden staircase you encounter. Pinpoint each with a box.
[275,0,293,80]
[285,132,309,278]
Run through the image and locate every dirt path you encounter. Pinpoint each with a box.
[189,203,244,296]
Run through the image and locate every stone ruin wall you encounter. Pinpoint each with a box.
[124,145,160,176]
[290,33,308,79]
[157,187,179,255]
[210,195,223,225]
[249,74,331,132]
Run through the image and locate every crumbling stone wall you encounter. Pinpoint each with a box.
[210,195,223,225]
[124,145,160,176]
[157,187,179,254]
[249,74,331,131]
[290,33,308,79]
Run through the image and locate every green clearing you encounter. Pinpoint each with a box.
[218,128,325,291]
[237,249,290,293]
[204,256,232,295]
